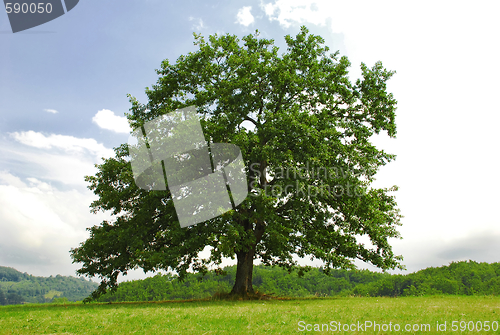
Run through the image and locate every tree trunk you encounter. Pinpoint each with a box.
[230,215,265,296]
[230,248,255,295]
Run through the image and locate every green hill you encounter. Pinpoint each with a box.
[0,266,98,305]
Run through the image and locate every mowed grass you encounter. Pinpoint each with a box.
[1,296,500,334]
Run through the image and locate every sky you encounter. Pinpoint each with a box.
[1,0,499,282]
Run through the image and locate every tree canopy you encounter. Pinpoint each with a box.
[71,26,403,299]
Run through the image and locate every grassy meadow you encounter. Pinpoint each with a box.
[1,296,500,334]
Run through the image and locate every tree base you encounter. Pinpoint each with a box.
[211,291,275,301]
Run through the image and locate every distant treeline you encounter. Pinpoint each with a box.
[95,260,500,302]
[2,261,499,305]
[0,266,98,305]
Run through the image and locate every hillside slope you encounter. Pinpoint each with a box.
[0,266,98,305]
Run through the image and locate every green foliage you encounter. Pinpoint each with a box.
[94,261,500,302]
[0,266,98,305]
[96,272,232,302]
[0,266,27,282]
[353,260,500,297]
[1,261,498,306]
[0,288,6,305]
[71,26,402,298]
[44,289,63,300]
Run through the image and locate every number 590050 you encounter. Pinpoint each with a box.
[5,3,53,14]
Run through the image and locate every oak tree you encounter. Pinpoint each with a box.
[71,26,403,299]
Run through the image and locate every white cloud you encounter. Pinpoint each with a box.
[260,0,500,80]
[260,1,322,28]
[2,131,115,190]
[385,229,500,274]
[0,129,118,277]
[9,130,114,160]
[188,16,205,31]
[236,6,255,26]
[44,109,58,114]
[259,0,500,272]
[0,170,111,277]
[0,170,26,188]
[92,109,131,134]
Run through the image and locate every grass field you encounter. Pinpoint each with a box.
[1,296,499,334]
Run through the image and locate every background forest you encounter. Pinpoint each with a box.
[0,267,97,305]
[2,260,498,305]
